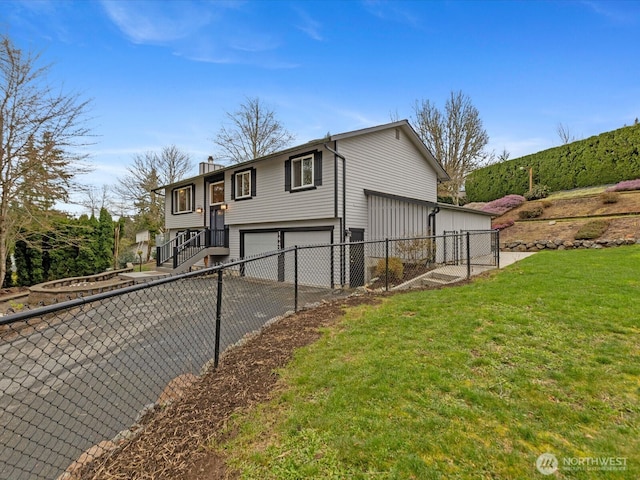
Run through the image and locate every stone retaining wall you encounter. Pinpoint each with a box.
[28,268,134,306]
[502,237,639,252]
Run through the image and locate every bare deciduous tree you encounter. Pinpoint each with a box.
[411,91,490,204]
[0,34,92,287]
[79,184,112,217]
[556,122,576,145]
[213,97,295,163]
[114,145,193,258]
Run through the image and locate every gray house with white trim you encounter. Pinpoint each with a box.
[157,120,492,285]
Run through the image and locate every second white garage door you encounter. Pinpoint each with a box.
[283,230,333,287]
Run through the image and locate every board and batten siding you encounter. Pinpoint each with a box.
[224,147,335,226]
[367,194,433,240]
[337,127,439,240]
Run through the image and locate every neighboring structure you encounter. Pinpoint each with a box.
[156,120,492,285]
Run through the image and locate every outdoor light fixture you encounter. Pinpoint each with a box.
[195,206,204,214]
[220,203,228,211]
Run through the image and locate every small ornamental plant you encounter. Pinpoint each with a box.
[524,184,550,200]
[375,257,404,282]
[492,220,514,230]
[518,205,543,219]
[606,178,640,192]
[481,194,527,215]
[574,220,609,240]
[599,191,620,204]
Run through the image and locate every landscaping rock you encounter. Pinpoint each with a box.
[500,237,638,252]
[56,440,116,480]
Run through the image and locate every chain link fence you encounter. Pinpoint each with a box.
[0,230,498,480]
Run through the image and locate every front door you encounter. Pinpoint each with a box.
[210,206,226,246]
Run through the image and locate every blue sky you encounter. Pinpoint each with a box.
[2,0,640,210]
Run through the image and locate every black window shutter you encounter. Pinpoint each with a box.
[284,160,291,191]
[191,185,196,211]
[251,168,257,197]
[171,190,175,214]
[231,173,236,200]
[314,152,323,186]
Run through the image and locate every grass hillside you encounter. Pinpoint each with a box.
[221,247,640,479]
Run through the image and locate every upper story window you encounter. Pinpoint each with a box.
[292,154,314,189]
[285,151,322,192]
[210,181,224,205]
[236,171,251,199]
[172,185,193,214]
[231,167,256,201]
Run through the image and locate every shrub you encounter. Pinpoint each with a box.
[492,220,514,230]
[541,200,553,209]
[518,206,543,219]
[599,191,620,204]
[574,220,610,240]
[375,257,404,282]
[480,194,527,215]
[465,124,640,202]
[395,238,435,264]
[524,184,550,200]
[117,251,137,269]
[606,178,640,192]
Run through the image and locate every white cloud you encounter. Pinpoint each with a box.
[293,7,324,41]
[100,0,213,44]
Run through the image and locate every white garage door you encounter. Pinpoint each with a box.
[283,230,332,287]
[242,232,280,281]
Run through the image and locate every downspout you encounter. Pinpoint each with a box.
[324,141,347,287]
[324,142,346,242]
[428,206,440,237]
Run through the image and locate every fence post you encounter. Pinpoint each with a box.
[466,232,471,279]
[385,238,389,292]
[495,230,500,268]
[294,246,299,312]
[214,268,223,369]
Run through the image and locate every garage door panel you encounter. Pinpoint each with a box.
[284,230,332,287]
[243,232,279,281]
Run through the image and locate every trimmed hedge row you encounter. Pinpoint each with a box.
[466,124,640,202]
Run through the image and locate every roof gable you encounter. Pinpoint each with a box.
[159,120,449,190]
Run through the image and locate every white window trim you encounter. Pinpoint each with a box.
[291,154,314,190]
[173,185,193,214]
[236,171,252,199]
[209,181,225,205]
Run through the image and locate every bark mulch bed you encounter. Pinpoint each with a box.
[77,293,383,480]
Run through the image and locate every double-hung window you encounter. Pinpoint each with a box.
[285,151,322,192]
[172,185,193,213]
[235,171,251,199]
[292,154,314,189]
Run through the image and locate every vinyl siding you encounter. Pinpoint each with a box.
[337,127,439,240]
[225,147,334,225]
[227,218,341,260]
[165,181,206,231]
[435,206,492,234]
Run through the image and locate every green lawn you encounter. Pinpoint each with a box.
[220,247,640,479]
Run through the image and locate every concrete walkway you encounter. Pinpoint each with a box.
[393,251,536,290]
[498,251,537,268]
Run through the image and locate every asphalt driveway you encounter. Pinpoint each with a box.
[0,274,344,480]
